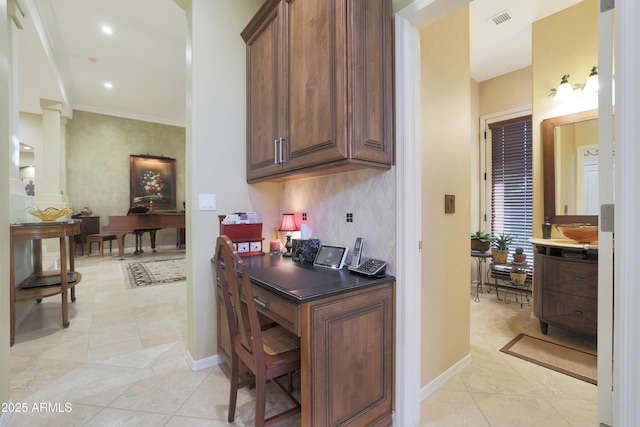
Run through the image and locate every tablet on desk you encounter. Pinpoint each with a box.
[313,244,349,269]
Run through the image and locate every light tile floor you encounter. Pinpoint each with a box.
[8,248,597,426]
[420,282,597,427]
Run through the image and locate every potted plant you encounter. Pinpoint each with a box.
[471,230,493,252]
[510,266,527,285]
[513,247,526,263]
[492,233,513,263]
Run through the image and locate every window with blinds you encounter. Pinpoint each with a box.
[489,115,533,259]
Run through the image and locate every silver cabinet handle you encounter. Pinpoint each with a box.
[254,297,271,309]
[279,137,286,163]
[274,139,280,164]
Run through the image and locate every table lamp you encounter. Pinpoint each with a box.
[278,213,299,257]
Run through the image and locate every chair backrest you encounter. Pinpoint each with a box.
[214,235,264,363]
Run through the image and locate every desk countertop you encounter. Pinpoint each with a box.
[239,255,394,304]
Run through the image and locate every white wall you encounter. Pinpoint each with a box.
[184,0,275,363]
[0,0,12,416]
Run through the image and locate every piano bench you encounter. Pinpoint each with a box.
[86,234,117,257]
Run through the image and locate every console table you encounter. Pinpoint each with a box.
[9,221,82,346]
[214,255,394,426]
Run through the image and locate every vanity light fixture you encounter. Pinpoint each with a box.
[583,66,599,94]
[550,66,599,100]
[553,75,576,100]
[278,213,299,257]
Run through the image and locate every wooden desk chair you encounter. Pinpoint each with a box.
[214,235,301,426]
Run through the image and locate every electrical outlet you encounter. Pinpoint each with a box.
[346,213,353,223]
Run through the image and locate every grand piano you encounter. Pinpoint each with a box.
[102,212,185,259]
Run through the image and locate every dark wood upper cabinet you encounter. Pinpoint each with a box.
[242,0,394,183]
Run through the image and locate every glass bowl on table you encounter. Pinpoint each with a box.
[25,207,73,222]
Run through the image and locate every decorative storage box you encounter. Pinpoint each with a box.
[219,216,264,257]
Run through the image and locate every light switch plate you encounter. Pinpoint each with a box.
[445,194,455,214]
[237,242,249,253]
[198,193,216,211]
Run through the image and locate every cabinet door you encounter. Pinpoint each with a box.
[245,3,283,181]
[348,0,394,164]
[281,0,348,171]
[304,284,393,426]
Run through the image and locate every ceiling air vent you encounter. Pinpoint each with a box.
[490,11,511,25]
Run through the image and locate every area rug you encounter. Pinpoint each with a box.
[121,258,186,289]
[500,333,597,385]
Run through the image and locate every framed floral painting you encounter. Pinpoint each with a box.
[130,155,176,211]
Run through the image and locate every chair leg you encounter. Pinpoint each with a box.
[228,353,240,422]
[254,379,267,427]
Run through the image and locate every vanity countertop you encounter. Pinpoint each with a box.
[530,237,598,250]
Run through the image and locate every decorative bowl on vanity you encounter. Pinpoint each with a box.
[555,224,599,244]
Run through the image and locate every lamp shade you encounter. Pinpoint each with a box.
[278,213,299,232]
[554,74,576,101]
[583,66,599,94]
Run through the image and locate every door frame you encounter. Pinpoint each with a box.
[395,0,640,426]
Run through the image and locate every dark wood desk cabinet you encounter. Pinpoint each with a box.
[73,215,100,255]
[532,239,598,337]
[215,256,394,426]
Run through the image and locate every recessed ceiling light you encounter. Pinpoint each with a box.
[101,25,113,35]
[104,82,113,89]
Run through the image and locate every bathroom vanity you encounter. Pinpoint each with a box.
[531,238,598,337]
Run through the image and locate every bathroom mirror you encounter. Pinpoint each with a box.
[541,109,599,225]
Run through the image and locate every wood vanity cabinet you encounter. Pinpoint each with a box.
[242,0,394,183]
[533,243,598,336]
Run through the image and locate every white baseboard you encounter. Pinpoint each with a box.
[186,350,223,371]
[420,353,472,401]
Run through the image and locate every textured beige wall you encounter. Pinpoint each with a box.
[532,0,598,236]
[420,5,471,386]
[479,67,532,117]
[66,110,186,248]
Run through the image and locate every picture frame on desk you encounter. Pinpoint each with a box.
[130,154,176,211]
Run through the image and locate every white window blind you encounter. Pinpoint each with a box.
[489,115,533,257]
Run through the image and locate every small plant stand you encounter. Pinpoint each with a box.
[470,250,493,303]
[486,261,533,308]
